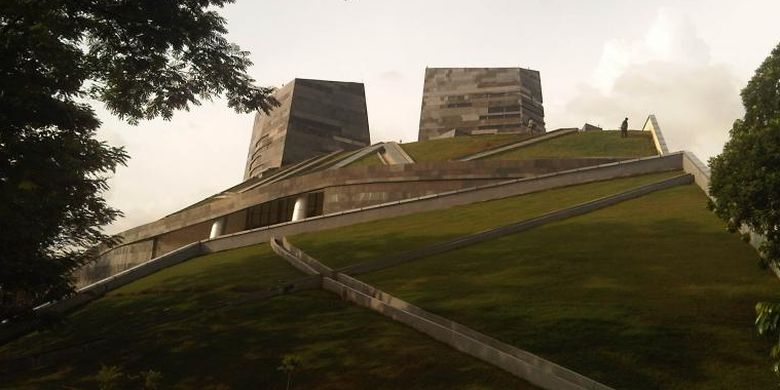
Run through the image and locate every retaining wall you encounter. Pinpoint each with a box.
[72,239,155,288]
[643,114,669,155]
[41,243,203,316]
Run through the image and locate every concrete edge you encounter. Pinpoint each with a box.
[329,143,386,169]
[274,240,613,389]
[681,150,772,266]
[270,237,320,276]
[382,142,416,164]
[457,128,578,161]
[642,114,669,155]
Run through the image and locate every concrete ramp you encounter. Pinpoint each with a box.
[379,142,415,164]
[275,238,614,390]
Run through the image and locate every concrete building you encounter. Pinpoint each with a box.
[418,67,545,141]
[244,78,371,179]
[76,113,667,289]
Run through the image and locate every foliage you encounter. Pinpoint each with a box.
[96,365,124,390]
[0,0,278,318]
[756,303,780,375]
[277,354,303,390]
[95,365,163,389]
[708,42,780,376]
[139,369,163,390]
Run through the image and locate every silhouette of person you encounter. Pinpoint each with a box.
[620,117,628,138]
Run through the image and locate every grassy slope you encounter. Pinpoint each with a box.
[401,133,532,162]
[346,151,385,167]
[292,171,682,269]
[487,130,657,160]
[0,246,532,389]
[359,184,777,389]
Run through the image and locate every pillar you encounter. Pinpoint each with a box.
[291,194,309,222]
[209,217,226,239]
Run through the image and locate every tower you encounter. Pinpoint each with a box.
[418,67,545,141]
[244,78,371,179]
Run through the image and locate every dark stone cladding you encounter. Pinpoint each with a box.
[418,67,545,141]
[244,78,371,179]
[115,157,627,246]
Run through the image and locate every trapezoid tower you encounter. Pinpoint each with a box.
[418,67,545,141]
[244,78,371,179]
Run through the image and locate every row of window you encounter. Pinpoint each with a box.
[445,91,523,102]
[487,105,521,114]
[479,113,523,120]
[245,192,325,229]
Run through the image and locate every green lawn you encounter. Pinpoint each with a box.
[402,133,533,162]
[346,151,384,167]
[292,171,682,269]
[487,130,657,160]
[0,245,533,389]
[358,184,778,389]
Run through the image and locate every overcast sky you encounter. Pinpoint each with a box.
[96,0,780,233]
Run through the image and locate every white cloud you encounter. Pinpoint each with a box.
[565,8,743,161]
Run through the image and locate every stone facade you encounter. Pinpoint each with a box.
[244,78,371,179]
[418,67,545,141]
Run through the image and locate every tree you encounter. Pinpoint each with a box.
[709,42,780,375]
[0,0,278,319]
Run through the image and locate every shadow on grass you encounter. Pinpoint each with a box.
[1,291,529,389]
[359,195,776,389]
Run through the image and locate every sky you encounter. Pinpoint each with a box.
[96,0,780,233]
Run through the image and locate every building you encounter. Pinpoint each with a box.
[418,67,545,141]
[244,78,371,179]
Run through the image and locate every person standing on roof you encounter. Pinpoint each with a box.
[620,117,629,138]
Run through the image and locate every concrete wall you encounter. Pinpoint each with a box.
[322,179,502,213]
[283,79,370,165]
[73,240,156,288]
[419,68,545,140]
[682,151,711,198]
[244,82,295,178]
[155,219,212,256]
[114,157,630,246]
[244,78,370,178]
[643,114,669,155]
[224,209,248,235]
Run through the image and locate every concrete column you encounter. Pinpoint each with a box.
[209,217,226,239]
[292,194,309,222]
